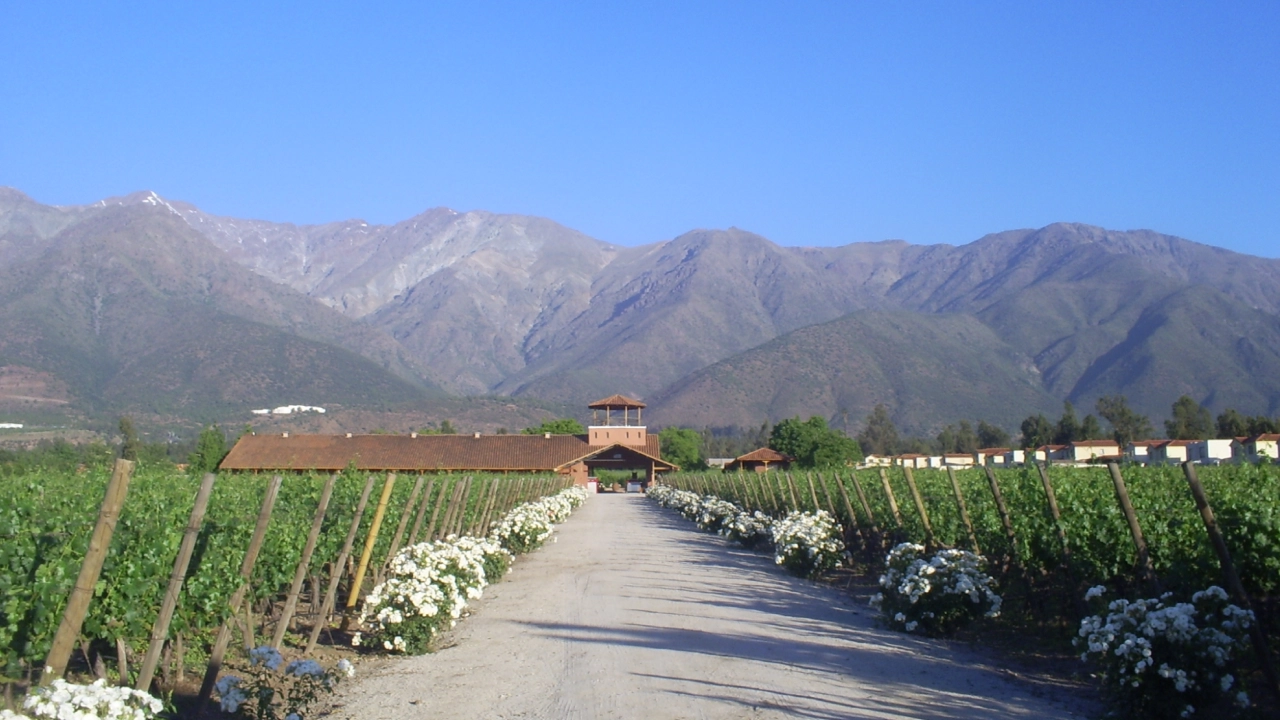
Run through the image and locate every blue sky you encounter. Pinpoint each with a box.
[2,2,1276,256]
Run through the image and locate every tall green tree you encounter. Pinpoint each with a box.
[1096,395,1154,447]
[118,416,141,461]
[976,421,1010,449]
[187,425,228,473]
[857,404,899,456]
[1053,401,1080,444]
[1247,415,1280,435]
[522,418,586,435]
[658,427,705,470]
[769,416,863,468]
[1079,414,1104,441]
[1019,414,1054,449]
[1165,395,1213,440]
[1217,408,1248,438]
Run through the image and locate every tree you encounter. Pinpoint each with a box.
[1079,414,1104,441]
[1247,415,1280,436]
[1096,395,1153,447]
[1217,408,1248,439]
[1019,414,1053,449]
[119,416,141,461]
[659,427,705,470]
[1165,395,1213,440]
[188,425,228,473]
[769,416,863,468]
[1053,402,1080,445]
[522,418,586,435]
[976,421,1010,449]
[856,405,899,456]
[439,419,457,435]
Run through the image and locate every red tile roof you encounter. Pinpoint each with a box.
[219,433,664,472]
[587,394,646,408]
[1071,440,1120,447]
[733,447,791,463]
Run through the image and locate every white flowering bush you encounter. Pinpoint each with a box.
[869,543,1001,636]
[771,510,845,579]
[695,498,742,534]
[356,486,585,654]
[647,485,702,516]
[726,510,774,549]
[490,487,587,554]
[490,503,555,554]
[356,535,511,654]
[215,646,354,720]
[12,679,162,720]
[1075,585,1254,718]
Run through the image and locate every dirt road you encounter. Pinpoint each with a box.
[335,492,1090,719]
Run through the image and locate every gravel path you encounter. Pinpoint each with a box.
[335,492,1091,719]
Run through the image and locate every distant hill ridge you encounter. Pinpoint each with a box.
[1,186,1277,435]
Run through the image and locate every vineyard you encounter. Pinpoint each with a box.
[0,461,570,707]
[658,462,1280,694]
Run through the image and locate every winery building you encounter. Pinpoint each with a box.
[219,394,676,484]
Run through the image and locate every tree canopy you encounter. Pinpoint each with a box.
[187,425,229,473]
[856,405,899,456]
[1165,395,1213,440]
[521,418,586,435]
[1096,395,1153,447]
[658,427,705,470]
[769,416,863,469]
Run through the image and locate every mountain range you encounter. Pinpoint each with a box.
[1,186,1278,438]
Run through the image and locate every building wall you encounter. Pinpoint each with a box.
[589,425,647,448]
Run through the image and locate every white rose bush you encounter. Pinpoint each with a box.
[647,484,847,579]
[214,646,355,720]
[4,679,163,720]
[869,542,1002,636]
[771,510,846,579]
[355,486,587,654]
[1075,585,1255,718]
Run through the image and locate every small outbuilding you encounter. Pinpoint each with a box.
[723,447,792,473]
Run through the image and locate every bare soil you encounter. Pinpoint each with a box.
[332,492,1098,719]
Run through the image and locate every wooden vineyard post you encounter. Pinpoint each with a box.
[305,474,376,654]
[135,471,217,692]
[382,475,426,571]
[469,478,497,536]
[804,473,822,511]
[1181,461,1280,700]
[271,472,338,649]
[422,478,454,542]
[432,478,464,540]
[878,468,904,528]
[848,471,879,536]
[784,473,802,510]
[747,472,762,510]
[197,474,283,711]
[761,472,781,514]
[820,472,861,548]
[901,467,936,547]
[42,458,135,685]
[450,477,475,536]
[1034,462,1071,566]
[1105,461,1157,591]
[476,478,501,535]
[406,478,437,546]
[982,465,1020,568]
[814,473,839,518]
[834,472,870,549]
[946,467,980,554]
[345,473,397,613]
